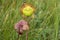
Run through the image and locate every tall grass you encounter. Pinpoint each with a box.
[0,0,60,40]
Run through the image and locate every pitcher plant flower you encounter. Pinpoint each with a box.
[14,20,29,35]
[20,3,35,16]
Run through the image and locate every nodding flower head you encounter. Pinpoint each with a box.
[20,3,35,16]
[14,20,29,35]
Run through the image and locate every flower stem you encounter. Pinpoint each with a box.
[26,32,28,40]
[17,34,19,40]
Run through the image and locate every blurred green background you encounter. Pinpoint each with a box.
[0,0,60,40]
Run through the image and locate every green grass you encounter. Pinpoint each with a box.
[0,0,60,40]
